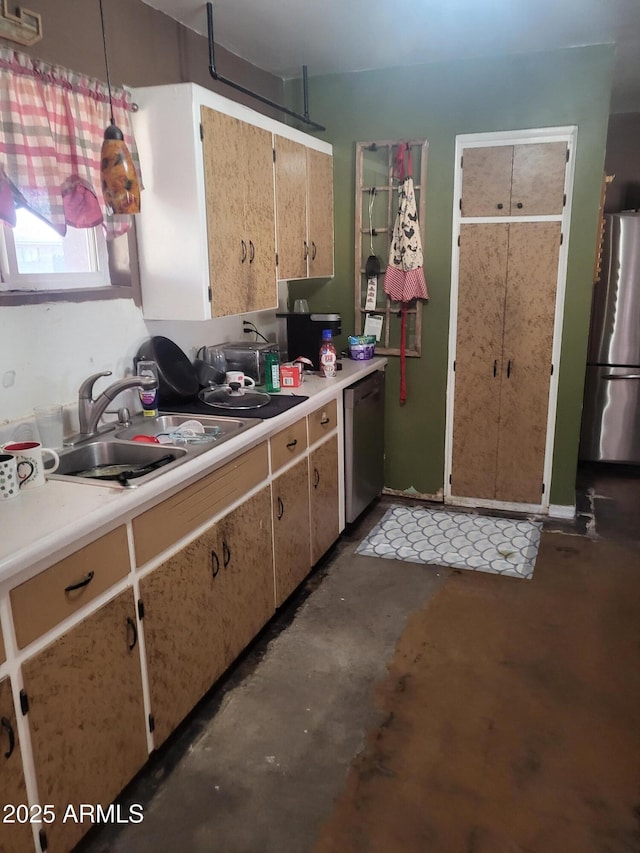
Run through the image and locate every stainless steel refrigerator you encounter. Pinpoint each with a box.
[580,211,640,463]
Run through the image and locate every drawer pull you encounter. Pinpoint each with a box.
[249,240,255,263]
[126,616,138,651]
[313,468,320,489]
[64,571,95,593]
[286,439,298,449]
[211,550,220,578]
[223,540,231,568]
[1,716,15,759]
[320,415,330,426]
[240,239,247,263]
[311,241,317,260]
[277,496,284,520]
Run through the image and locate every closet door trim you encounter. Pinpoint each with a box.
[444,125,578,513]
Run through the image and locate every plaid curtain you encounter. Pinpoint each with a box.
[0,48,141,237]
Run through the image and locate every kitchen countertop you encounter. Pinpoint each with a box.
[0,358,387,588]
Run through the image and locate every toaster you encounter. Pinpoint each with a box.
[199,341,279,386]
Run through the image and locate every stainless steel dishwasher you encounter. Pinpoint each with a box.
[344,370,385,523]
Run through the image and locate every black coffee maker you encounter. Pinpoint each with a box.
[276,312,342,370]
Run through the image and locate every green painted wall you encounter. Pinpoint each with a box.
[287,45,614,507]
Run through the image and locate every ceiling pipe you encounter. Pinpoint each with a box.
[206,2,325,132]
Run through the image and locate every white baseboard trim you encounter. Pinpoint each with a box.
[548,504,576,519]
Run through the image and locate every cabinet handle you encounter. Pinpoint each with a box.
[211,549,220,578]
[311,241,317,260]
[496,203,504,210]
[320,415,330,426]
[286,439,298,449]
[241,240,247,263]
[126,616,138,651]
[313,468,320,488]
[516,202,523,209]
[1,716,15,759]
[303,240,309,259]
[249,240,255,263]
[507,359,512,378]
[277,496,284,520]
[64,571,94,593]
[493,360,497,377]
[223,540,231,568]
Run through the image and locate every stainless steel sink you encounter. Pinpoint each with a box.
[114,414,253,444]
[50,441,188,488]
[49,412,259,489]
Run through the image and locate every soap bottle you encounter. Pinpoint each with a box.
[136,360,159,417]
[265,350,281,393]
[319,329,337,378]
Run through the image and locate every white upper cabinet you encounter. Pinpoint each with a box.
[132,83,333,321]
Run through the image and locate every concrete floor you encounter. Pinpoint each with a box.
[78,462,640,853]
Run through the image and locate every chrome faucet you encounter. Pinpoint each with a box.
[77,371,158,438]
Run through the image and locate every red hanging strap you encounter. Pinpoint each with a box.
[392,142,412,182]
[399,305,408,405]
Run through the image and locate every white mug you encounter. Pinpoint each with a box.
[2,441,60,489]
[0,453,19,500]
[224,371,256,395]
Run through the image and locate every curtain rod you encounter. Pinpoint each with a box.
[206,2,325,132]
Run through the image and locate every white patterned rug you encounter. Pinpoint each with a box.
[356,505,542,580]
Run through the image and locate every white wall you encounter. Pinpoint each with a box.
[0,281,288,441]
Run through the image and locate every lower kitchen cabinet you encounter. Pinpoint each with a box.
[141,486,275,748]
[20,589,148,853]
[309,435,340,565]
[139,531,227,748]
[272,457,312,607]
[0,677,33,853]
[216,487,275,666]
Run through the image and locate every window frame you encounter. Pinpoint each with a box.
[0,221,141,306]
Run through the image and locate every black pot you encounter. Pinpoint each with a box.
[136,337,199,404]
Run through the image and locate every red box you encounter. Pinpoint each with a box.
[280,363,303,387]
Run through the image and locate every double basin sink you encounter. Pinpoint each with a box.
[49,414,259,489]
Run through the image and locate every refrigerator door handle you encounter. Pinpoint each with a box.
[604,373,640,380]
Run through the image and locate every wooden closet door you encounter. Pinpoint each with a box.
[496,222,562,502]
[510,143,567,215]
[451,224,508,499]
[460,146,513,217]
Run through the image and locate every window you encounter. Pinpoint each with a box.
[0,207,110,292]
[0,48,141,304]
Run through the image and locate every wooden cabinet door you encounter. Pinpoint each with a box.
[21,589,147,853]
[272,458,311,606]
[202,109,275,316]
[218,487,275,666]
[201,107,246,318]
[510,142,567,216]
[451,224,508,499]
[309,436,339,565]
[460,145,513,217]
[496,222,561,503]
[139,528,227,748]
[275,135,308,280]
[244,122,277,312]
[0,677,33,853]
[307,148,334,278]
[461,142,567,218]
